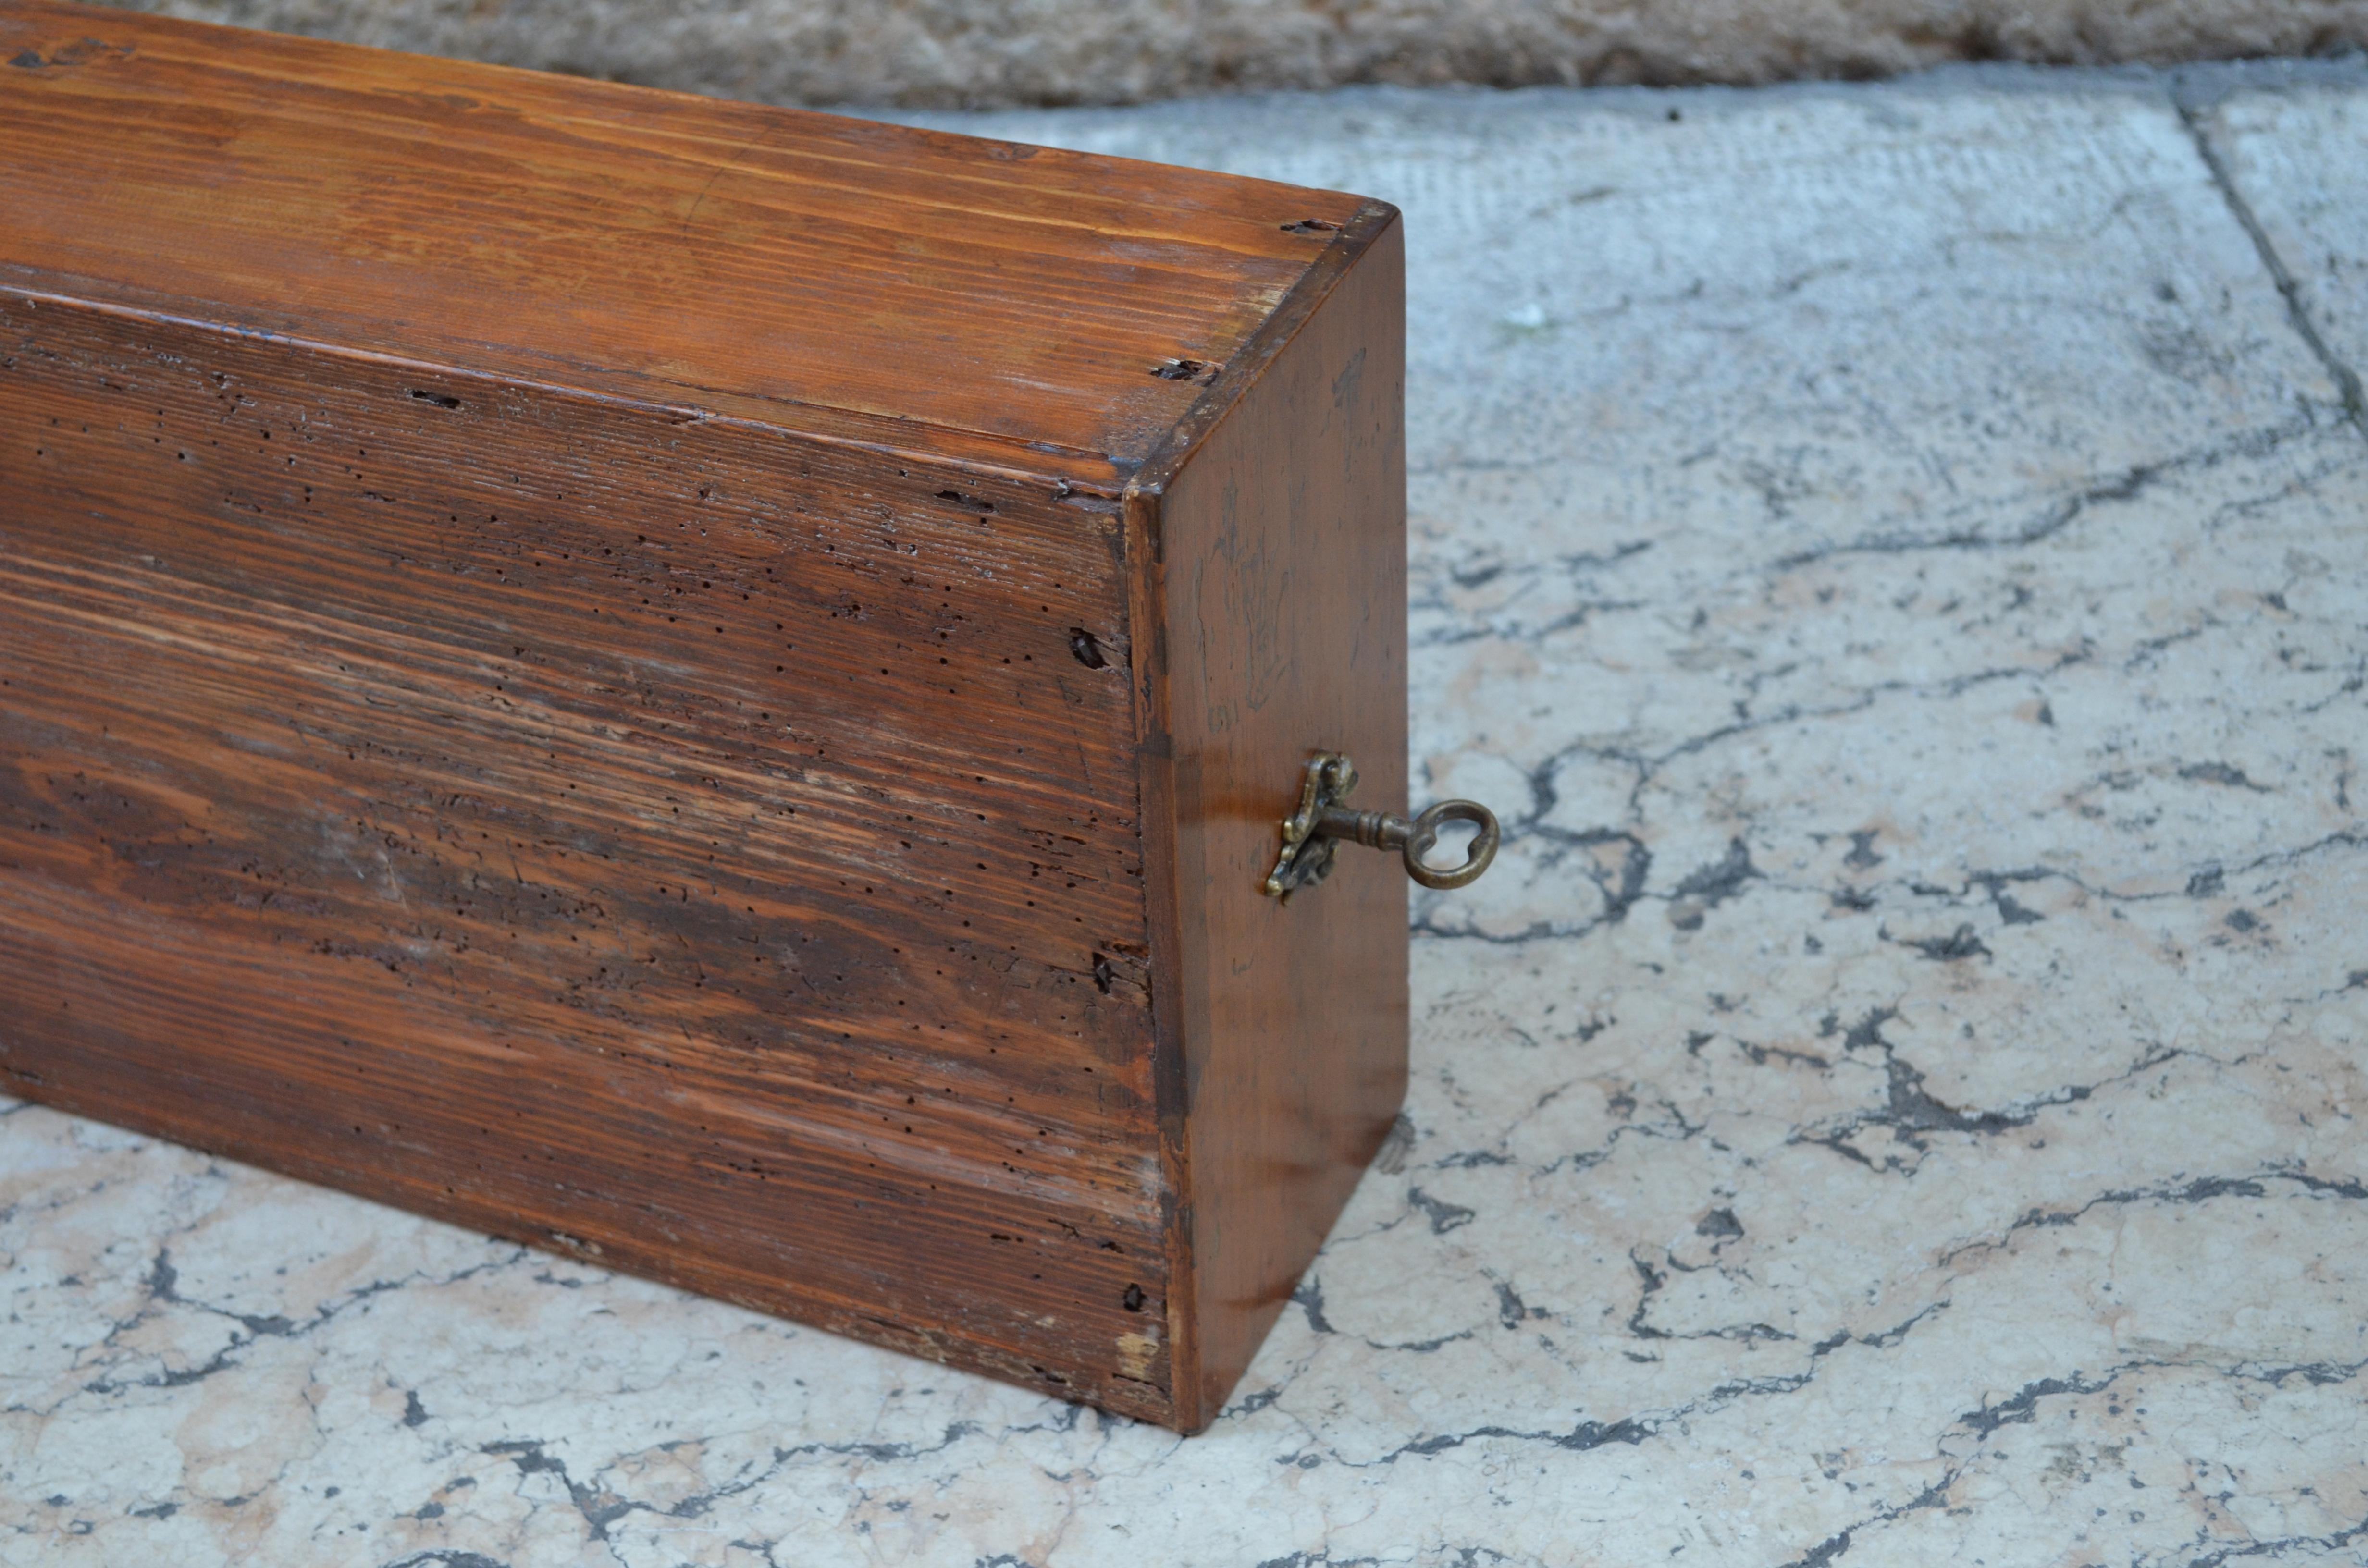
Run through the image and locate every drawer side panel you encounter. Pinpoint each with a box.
[0,293,1172,1418]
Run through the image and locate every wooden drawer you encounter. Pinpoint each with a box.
[0,0,1429,1430]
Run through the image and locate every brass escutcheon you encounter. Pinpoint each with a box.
[1262,751,1500,900]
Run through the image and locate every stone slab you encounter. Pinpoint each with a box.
[2195,72,2368,416]
[4,61,2366,1568]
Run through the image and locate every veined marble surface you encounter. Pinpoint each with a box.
[6,60,2366,1568]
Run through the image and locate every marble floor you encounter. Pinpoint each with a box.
[5,58,2366,1568]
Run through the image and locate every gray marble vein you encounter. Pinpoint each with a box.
[5,58,2366,1568]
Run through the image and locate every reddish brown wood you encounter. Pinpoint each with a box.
[0,0,1406,1431]
[1130,212,1410,1427]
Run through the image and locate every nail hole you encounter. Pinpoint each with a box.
[1122,1282,1145,1312]
[1068,628,1107,669]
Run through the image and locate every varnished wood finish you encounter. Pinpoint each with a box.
[0,0,1404,1430]
[1129,208,1410,1427]
[0,4,1349,491]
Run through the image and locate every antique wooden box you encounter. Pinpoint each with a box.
[0,0,1433,1430]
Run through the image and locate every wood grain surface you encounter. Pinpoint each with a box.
[0,2,1363,492]
[0,0,1406,1430]
[1130,205,1410,1427]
